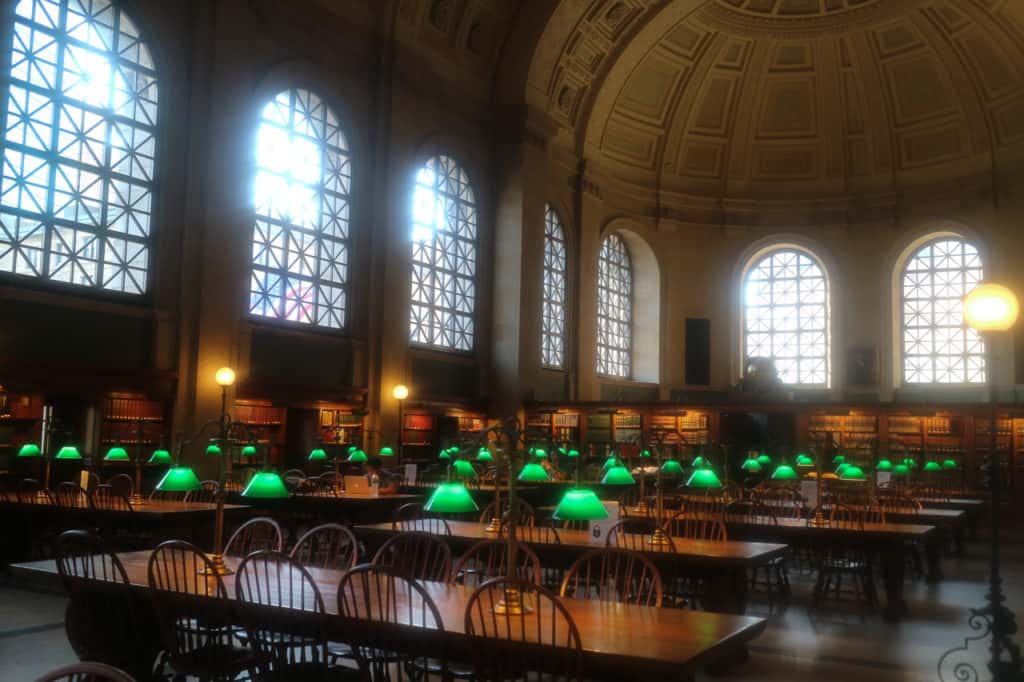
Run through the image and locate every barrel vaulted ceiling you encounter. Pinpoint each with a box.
[526,0,1024,204]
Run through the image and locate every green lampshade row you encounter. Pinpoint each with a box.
[741,458,762,473]
[661,460,684,476]
[840,465,866,480]
[476,448,493,462]
[424,482,478,513]
[348,446,358,455]
[893,464,911,476]
[771,465,799,481]
[832,455,846,465]
[241,471,290,498]
[379,446,395,456]
[552,489,609,522]
[601,457,618,471]
[438,450,451,460]
[148,449,172,464]
[452,460,477,479]
[942,459,958,470]
[205,444,222,457]
[923,461,941,472]
[534,448,548,459]
[241,445,257,457]
[103,446,130,461]
[796,454,814,466]
[308,448,328,461]
[55,445,82,460]
[601,466,635,485]
[876,459,893,471]
[686,468,722,488]
[756,454,772,466]
[567,449,580,458]
[156,466,202,492]
[691,456,709,469]
[348,449,368,463]
[641,449,651,458]
[17,443,41,457]
[518,463,550,482]
[836,463,849,475]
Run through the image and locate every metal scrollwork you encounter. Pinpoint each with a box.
[939,611,992,682]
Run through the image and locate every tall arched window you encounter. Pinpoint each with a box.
[597,233,632,378]
[542,204,567,369]
[409,155,477,351]
[743,247,829,386]
[0,0,158,294]
[901,236,985,384]
[249,88,350,329]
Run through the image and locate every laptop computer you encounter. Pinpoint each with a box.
[343,475,371,496]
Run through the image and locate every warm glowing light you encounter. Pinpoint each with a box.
[392,384,409,400]
[215,367,236,387]
[963,283,1019,333]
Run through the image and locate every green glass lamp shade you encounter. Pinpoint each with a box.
[103,446,130,462]
[379,446,395,457]
[476,447,493,462]
[601,456,619,471]
[424,482,478,513]
[448,446,460,454]
[691,456,709,469]
[241,471,290,498]
[835,463,849,476]
[661,460,684,476]
[641,449,652,458]
[741,458,763,473]
[533,448,547,459]
[772,464,799,481]
[17,443,41,457]
[148,449,171,464]
[942,459,958,470]
[601,465,636,485]
[308,448,328,461]
[832,454,846,465]
[438,449,451,460]
[348,449,368,463]
[552,489,609,522]
[241,445,257,458]
[757,454,772,466]
[55,445,81,460]
[796,454,813,466]
[893,464,910,477]
[903,458,918,469]
[348,446,357,455]
[686,468,722,488]
[840,465,866,480]
[923,461,941,472]
[568,449,580,458]
[205,444,222,457]
[452,459,477,479]
[518,462,550,482]
[156,466,202,492]
[876,459,893,471]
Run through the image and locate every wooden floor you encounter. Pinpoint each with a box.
[1,527,1020,681]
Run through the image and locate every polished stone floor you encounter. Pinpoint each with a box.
[1,528,1021,681]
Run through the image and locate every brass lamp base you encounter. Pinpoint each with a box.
[198,553,233,576]
[493,586,533,615]
[648,527,671,546]
[130,494,145,506]
[484,517,502,533]
[808,511,830,528]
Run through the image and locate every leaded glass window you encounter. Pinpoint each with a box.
[0,0,158,294]
[901,237,985,384]
[542,204,567,369]
[409,155,476,352]
[743,248,829,385]
[249,88,350,329]
[597,233,631,378]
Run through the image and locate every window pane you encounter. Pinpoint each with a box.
[250,88,350,330]
[542,204,567,369]
[408,155,476,351]
[901,238,985,384]
[0,0,157,294]
[743,249,829,386]
[597,233,631,378]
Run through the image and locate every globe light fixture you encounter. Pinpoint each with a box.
[963,283,1020,332]
[392,384,409,401]
[214,367,236,387]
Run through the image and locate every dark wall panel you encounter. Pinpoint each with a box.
[250,330,352,388]
[685,318,711,386]
[600,383,658,402]
[411,355,478,402]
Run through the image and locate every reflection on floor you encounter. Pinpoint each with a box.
[1,528,1020,681]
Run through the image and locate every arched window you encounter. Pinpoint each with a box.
[542,204,567,369]
[597,233,632,378]
[742,247,829,386]
[900,236,985,384]
[409,155,477,351]
[0,0,158,294]
[249,88,350,329]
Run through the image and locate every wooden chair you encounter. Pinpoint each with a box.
[148,488,186,502]
[723,501,791,603]
[757,487,806,520]
[478,499,536,527]
[812,504,880,611]
[662,511,728,541]
[465,577,583,681]
[89,485,133,512]
[35,662,136,682]
[105,473,134,498]
[337,563,448,681]
[290,523,360,571]
[560,548,662,607]
[17,478,48,503]
[54,531,159,680]
[392,503,452,535]
[223,516,283,557]
[235,550,332,679]
[450,539,542,587]
[55,482,89,509]
[509,522,562,545]
[372,531,452,582]
[84,471,100,491]
[185,480,219,504]
[147,540,266,680]
[678,494,728,518]
[606,519,677,553]
[281,468,306,491]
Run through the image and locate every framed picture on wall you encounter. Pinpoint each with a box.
[846,347,878,386]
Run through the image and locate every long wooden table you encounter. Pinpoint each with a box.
[356,520,788,615]
[10,551,767,681]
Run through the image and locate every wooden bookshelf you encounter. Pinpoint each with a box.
[99,393,166,450]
